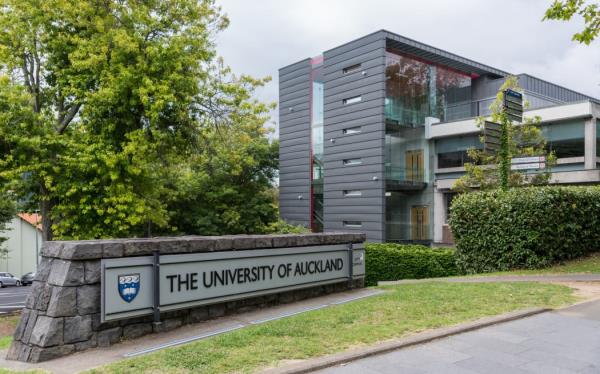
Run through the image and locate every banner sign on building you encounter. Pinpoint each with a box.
[101,244,365,322]
[510,155,546,170]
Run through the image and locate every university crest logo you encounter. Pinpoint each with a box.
[118,273,140,303]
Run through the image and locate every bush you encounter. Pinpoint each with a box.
[365,243,460,286]
[449,186,600,273]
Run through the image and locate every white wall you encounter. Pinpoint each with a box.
[0,217,42,277]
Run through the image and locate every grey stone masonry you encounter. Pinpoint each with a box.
[7,233,365,363]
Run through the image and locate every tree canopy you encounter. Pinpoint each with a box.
[0,0,279,240]
[544,0,599,44]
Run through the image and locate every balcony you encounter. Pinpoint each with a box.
[385,166,427,191]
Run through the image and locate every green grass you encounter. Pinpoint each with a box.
[90,282,576,374]
[475,252,600,276]
[0,336,12,349]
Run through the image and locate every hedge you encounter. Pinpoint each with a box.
[449,186,600,273]
[365,243,460,286]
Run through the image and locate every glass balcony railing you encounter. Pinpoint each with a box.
[385,166,426,183]
[385,222,431,242]
[385,98,496,125]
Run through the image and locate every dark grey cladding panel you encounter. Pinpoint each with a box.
[518,74,594,103]
[323,34,386,242]
[279,58,311,227]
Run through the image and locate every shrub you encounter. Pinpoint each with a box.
[449,186,600,273]
[365,243,460,286]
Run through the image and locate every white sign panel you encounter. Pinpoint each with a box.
[101,244,365,322]
[511,156,546,164]
[511,162,546,170]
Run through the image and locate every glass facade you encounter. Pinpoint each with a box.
[542,121,585,159]
[436,135,482,168]
[310,58,324,232]
[384,50,472,242]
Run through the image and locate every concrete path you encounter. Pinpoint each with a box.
[379,273,600,285]
[316,299,600,374]
[0,286,30,314]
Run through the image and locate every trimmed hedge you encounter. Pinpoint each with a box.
[449,186,600,273]
[365,243,460,286]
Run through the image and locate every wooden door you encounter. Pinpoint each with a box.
[405,150,424,182]
[411,206,429,240]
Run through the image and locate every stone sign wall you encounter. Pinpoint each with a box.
[7,233,365,363]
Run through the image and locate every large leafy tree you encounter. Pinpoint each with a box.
[0,0,277,240]
[544,0,599,44]
[0,192,16,258]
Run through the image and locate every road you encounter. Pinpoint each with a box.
[0,286,30,314]
[317,299,600,374]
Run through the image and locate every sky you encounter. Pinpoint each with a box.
[215,0,600,135]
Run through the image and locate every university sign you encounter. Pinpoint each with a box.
[101,243,365,322]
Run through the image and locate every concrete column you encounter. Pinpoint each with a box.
[433,189,445,243]
[584,118,597,170]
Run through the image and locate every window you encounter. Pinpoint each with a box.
[343,95,362,105]
[343,190,362,197]
[543,121,585,159]
[343,63,362,74]
[343,126,362,135]
[438,150,472,168]
[343,158,362,166]
[343,221,362,228]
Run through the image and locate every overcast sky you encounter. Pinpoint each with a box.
[215,0,600,134]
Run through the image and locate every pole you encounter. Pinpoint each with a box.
[499,118,510,191]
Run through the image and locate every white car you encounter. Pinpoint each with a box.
[0,272,21,287]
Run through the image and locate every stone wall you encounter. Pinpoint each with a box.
[7,233,365,363]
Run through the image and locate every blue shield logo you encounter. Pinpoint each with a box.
[118,274,140,303]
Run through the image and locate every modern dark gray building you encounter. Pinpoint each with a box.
[278,30,600,243]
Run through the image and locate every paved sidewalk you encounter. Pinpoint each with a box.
[316,300,600,374]
[379,273,600,285]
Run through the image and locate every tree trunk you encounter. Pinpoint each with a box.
[39,185,54,241]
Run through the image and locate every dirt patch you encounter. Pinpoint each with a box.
[552,281,600,301]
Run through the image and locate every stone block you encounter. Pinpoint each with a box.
[213,236,233,251]
[41,242,63,258]
[46,286,77,317]
[21,310,39,343]
[253,235,273,248]
[47,260,84,287]
[153,318,182,333]
[59,241,103,260]
[84,260,101,284]
[156,237,190,254]
[77,284,100,315]
[13,309,31,342]
[208,304,226,318]
[74,333,97,351]
[64,315,93,343]
[232,236,256,250]
[24,282,41,309]
[122,323,152,340]
[186,236,216,252]
[29,344,74,363]
[279,291,295,304]
[30,316,63,347]
[295,234,322,246]
[90,313,118,331]
[186,306,209,324]
[271,234,298,248]
[102,241,124,258]
[6,341,32,361]
[34,257,54,282]
[97,327,122,347]
[34,283,52,311]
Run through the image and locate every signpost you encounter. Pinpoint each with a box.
[510,156,546,171]
[503,89,523,123]
[101,244,366,322]
[484,121,502,154]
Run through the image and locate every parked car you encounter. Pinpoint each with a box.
[0,272,21,287]
[21,272,35,286]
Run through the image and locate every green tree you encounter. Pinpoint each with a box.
[0,191,16,259]
[0,0,277,240]
[453,76,555,192]
[544,0,599,44]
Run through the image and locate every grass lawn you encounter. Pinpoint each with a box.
[90,282,576,374]
[0,314,20,350]
[476,252,600,276]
